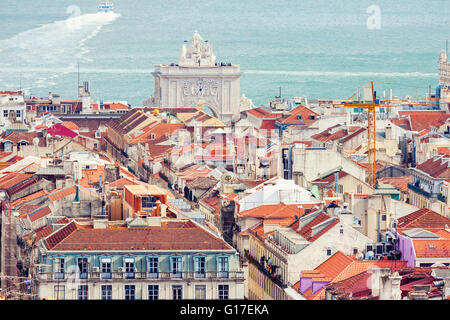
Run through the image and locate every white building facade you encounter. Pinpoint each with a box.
[0,91,26,129]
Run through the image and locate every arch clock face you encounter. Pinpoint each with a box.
[183,79,219,97]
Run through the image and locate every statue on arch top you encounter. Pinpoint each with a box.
[178,31,216,67]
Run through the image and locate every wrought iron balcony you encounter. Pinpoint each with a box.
[408,183,431,198]
[37,270,244,282]
[244,251,287,289]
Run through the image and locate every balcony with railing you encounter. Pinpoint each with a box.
[408,183,432,198]
[244,251,287,289]
[37,270,244,282]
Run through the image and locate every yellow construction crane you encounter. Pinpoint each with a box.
[338,81,450,187]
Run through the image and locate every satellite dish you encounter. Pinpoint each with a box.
[33,137,40,146]
[365,251,375,260]
[221,172,234,184]
[431,262,445,267]
[153,109,159,115]
[356,252,364,260]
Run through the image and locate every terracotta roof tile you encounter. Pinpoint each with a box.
[296,251,408,300]
[8,189,49,208]
[413,239,450,258]
[311,125,359,143]
[313,171,349,189]
[398,110,450,132]
[291,212,339,242]
[28,206,52,222]
[415,155,450,178]
[109,177,139,188]
[47,186,76,202]
[277,105,319,124]
[45,220,233,251]
[377,176,412,193]
[2,132,44,145]
[260,119,276,130]
[35,225,53,241]
[390,117,411,131]
[0,173,34,190]
[238,203,308,219]
[397,208,450,229]
[246,108,282,119]
[60,121,79,131]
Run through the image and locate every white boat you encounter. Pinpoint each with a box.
[98,1,114,13]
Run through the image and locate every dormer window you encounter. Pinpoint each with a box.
[310,115,315,120]
[150,133,156,140]
[297,115,302,121]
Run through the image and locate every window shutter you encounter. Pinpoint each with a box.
[178,257,182,273]
[53,258,58,273]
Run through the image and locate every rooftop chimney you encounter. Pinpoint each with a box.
[370,267,391,297]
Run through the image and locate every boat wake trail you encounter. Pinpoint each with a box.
[0,12,120,92]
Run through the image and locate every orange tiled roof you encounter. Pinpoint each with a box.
[311,125,356,143]
[0,162,13,171]
[413,239,450,258]
[397,208,450,229]
[18,204,43,219]
[35,225,53,241]
[109,177,139,188]
[79,165,104,188]
[47,186,76,202]
[60,121,79,131]
[290,212,339,242]
[8,189,49,208]
[397,110,450,132]
[44,220,234,251]
[247,108,282,119]
[2,131,43,145]
[377,176,412,193]
[277,105,319,124]
[352,161,384,172]
[437,147,450,157]
[28,206,52,222]
[313,171,349,189]
[260,119,276,130]
[238,203,303,219]
[176,167,212,180]
[48,185,101,202]
[104,102,129,110]
[390,117,411,131]
[129,123,185,144]
[201,196,220,211]
[296,251,408,300]
[0,172,33,189]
